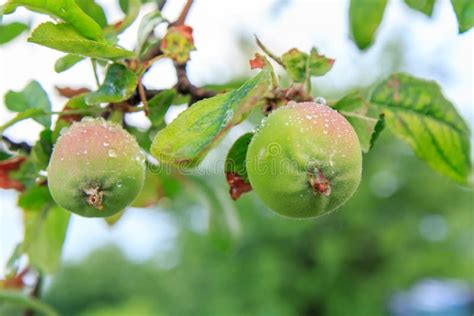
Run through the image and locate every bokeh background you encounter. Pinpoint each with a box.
[0,0,473,315]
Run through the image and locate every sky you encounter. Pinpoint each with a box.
[0,0,473,277]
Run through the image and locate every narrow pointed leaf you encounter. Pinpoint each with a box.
[75,0,108,28]
[349,0,388,50]
[404,0,436,16]
[225,132,253,200]
[137,11,166,57]
[3,0,103,40]
[369,113,386,150]
[151,68,272,167]
[148,89,176,129]
[225,133,253,182]
[0,22,28,45]
[451,0,474,33]
[22,202,70,274]
[54,54,85,73]
[28,22,134,60]
[115,0,141,34]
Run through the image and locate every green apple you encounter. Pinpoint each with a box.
[246,102,362,218]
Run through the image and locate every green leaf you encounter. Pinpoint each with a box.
[65,93,89,109]
[148,89,176,129]
[308,48,335,76]
[371,73,471,184]
[12,171,70,277]
[118,0,156,13]
[0,290,59,316]
[136,10,165,57]
[224,133,253,200]
[9,158,37,189]
[333,90,368,112]
[451,0,474,33]
[0,22,28,45]
[116,0,141,34]
[119,0,130,13]
[404,0,436,16]
[30,129,53,171]
[85,63,138,104]
[54,54,85,73]
[349,0,388,50]
[370,113,385,150]
[28,22,134,60]
[18,185,53,211]
[334,90,381,152]
[119,0,129,13]
[281,48,335,82]
[341,111,378,153]
[126,126,152,151]
[22,204,70,274]
[4,81,51,128]
[151,68,272,167]
[75,0,107,28]
[225,132,253,182]
[3,0,103,40]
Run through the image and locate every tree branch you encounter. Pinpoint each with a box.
[133,0,214,107]
[1,135,32,153]
[174,63,216,104]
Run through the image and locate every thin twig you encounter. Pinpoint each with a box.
[91,59,100,87]
[135,0,214,107]
[255,35,285,67]
[126,88,163,106]
[172,0,194,26]
[137,77,149,115]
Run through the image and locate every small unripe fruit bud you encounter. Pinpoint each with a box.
[246,102,362,218]
[48,118,146,217]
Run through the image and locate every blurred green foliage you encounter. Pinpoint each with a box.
[28,133,472,316]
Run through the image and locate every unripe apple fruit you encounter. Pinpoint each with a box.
[246,102,362,218]
[48,118,146,217]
